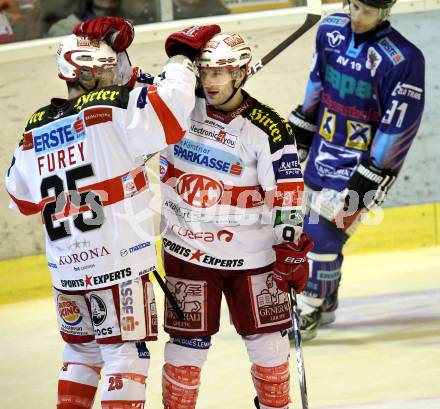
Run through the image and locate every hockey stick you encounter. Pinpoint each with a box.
[152,269,185,320]
[289,285,309,409]
[247,0,322,79]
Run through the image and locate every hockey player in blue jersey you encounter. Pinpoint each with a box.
[288,0,425,340]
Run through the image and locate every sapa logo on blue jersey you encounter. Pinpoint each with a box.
[325,66,372,99]
[34,115,86,154]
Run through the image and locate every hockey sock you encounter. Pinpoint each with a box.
[251,362,290,409]
[101,373,147,409]
[162,364,201,409]
[57,363,101,409]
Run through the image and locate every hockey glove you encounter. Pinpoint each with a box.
[73,17,134,52]
[344,159,397,211]
[165,25,221,60]
[288,105,317,163]
[272,233,314,293]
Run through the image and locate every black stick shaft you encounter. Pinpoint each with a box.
[247,13,321,79]
[152,270,184,320]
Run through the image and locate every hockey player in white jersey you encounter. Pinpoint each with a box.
[160,32,313,409]
[5,16,219,409]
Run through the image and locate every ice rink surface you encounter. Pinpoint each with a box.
[1,247,439,408]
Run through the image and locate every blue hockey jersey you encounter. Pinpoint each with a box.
[301,13,425,191]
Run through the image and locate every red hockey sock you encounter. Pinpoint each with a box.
[162,364,201,409]
[251,362,291,409]
[57,363,100,409]
[57,380,98,409]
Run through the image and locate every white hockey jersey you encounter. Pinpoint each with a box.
[160,92,304,270]
[5,62,196,291]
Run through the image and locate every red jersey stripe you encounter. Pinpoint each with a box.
[148,85,185,144]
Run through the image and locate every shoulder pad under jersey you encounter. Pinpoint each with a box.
[25,105,52,131]
[73,84,131,113]
[242,99,295,153]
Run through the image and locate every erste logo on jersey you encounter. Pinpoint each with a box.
[176,173,224,208]
[377,37,405,65]
[33,115,86,155]
[174,139,243,177]
[34,115,88,175]
[321,15,349,27]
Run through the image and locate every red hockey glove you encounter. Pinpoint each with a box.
[73,16,134,52]
[272,233,314,293]
[165,24,221,60]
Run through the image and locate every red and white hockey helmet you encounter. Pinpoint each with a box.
[197,33,252,70]
[56,34,118,82]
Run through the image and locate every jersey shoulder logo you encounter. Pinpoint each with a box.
[74,85,129,112]
[321,14,350,28]
[377,37,405,66]
[25,105,58,131]
[243,99,293,152]
[366,47,382,77]
[326,31,345,48]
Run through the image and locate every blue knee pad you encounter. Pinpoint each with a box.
[303,215,344,299]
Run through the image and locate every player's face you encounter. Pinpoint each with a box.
[199,67,242,107]
[79,66,116,88]
[350,0,382,33]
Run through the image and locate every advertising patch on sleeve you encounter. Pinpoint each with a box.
[377,37,405,66]
[165,276,207,333]
[22,132,34,151]
[276,153,302,180]
[84,107,113,127]
[321,15,350,28]
[249,272,291,328]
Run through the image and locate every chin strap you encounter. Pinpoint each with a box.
[209,76,246,108]
[218,83,241,106]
